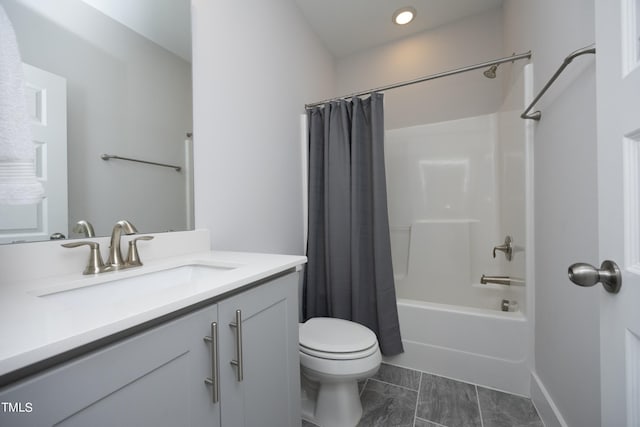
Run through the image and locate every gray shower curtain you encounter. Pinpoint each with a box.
[303,93,403,356]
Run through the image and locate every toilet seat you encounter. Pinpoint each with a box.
[299,342,379,360]
[299,317,379,360]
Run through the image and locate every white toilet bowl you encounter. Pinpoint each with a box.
[299,317,382,427]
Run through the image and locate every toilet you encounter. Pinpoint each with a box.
[299,317,382,427]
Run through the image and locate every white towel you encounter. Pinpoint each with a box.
[0,5,44,205]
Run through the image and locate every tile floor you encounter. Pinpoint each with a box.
[302,363,543,427]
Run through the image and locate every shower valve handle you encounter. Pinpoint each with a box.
[492,236,513,261]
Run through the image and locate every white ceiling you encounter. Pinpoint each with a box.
[74,1,502,62]
[79,0,191,61]
[293,0,503,58]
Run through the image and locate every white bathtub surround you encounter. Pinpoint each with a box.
[385,112,525,313]
[0,5,44,205]
[392,219,525,311]
[384,65,533,396]
[385,65,531,314]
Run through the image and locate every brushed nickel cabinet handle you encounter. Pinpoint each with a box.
[203,322,220,403]
[229,310,244,382]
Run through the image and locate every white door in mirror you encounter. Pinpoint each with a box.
[0,64,68,244]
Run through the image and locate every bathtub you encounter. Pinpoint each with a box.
[384,298,530,396]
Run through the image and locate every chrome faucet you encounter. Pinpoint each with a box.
[73,220,95,238]
[107,220,138,270]
[62,220,153,274]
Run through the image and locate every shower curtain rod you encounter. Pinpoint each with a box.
[305,51,532,109]
[520,44,595,121]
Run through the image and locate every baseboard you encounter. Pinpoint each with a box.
[530,372,569,427]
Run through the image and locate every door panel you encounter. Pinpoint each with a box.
[0,306,220,427]
[595,0,640,425]
[218,274,301,427]
[0,64,67,243]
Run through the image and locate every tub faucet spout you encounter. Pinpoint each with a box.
[480,275,511,286]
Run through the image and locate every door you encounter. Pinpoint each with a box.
[0,305,220,427]
[595,0,640,425]
[0,64,67,243]
[218,273,301,427]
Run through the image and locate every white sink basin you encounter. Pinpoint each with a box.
[37,264,238,308]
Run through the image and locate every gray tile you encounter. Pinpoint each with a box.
[371,363,421,391]
[414,417,443,427]
[301,369,542,427]
[417,374,481,427]
[357,378,418,427]
[477,387,543,427]
[359,378,368,395]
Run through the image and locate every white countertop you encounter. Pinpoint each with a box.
[0,250,306,382]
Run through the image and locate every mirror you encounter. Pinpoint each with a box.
[0,0,193,244]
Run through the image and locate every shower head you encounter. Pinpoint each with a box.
[483,64,499,79]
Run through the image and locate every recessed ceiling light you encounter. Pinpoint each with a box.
[392,7,416,25]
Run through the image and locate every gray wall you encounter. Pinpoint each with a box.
[336,8,504,130]
[3,0,192,237]
[192,0,335,255]
[190,2,504,255]
[503,1,600,426]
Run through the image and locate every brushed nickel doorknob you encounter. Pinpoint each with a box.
[568,260,621,294]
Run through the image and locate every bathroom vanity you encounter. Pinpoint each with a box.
[0,231,306,427]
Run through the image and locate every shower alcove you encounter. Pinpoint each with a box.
[382,64,534,396]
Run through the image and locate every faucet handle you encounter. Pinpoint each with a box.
[492,236,513,261]
[126,236,154,267]
[61,241,110,275]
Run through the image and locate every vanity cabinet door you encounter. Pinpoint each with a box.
[0,305,221,427]
[218,272,301,427]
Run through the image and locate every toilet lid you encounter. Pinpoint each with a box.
[299,317,378,353]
